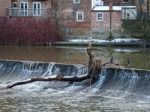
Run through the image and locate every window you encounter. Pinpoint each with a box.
[11,2,18,16]
[123,0,128,2]
[20,2,28,16]
[12,2,18,8]
[76,11,84,21]
[33,2,41,16]
[73,0,80,4]
[95,0,104,6]
[96,12,103,21]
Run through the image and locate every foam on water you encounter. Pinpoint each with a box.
[0,60,150,112]
[0,60,150,94]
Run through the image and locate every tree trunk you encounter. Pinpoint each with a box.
[7,74,90,88]
[7,46,102,89]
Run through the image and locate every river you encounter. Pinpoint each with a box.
[0,45,150,112]
[0,45,149,69]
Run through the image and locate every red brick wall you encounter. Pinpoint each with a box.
[57,0,91,28]
[0,0,11,16]
[91,11,122,39]
[103,0,122,5]
[0,17,60,45]
[56,0,91,39]
[111,11,122,29]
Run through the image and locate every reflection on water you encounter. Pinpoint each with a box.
[0,45,88,64]
[0,45,149,69]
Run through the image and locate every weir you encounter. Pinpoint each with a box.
[0,60,87,82]
[0,59,150,95]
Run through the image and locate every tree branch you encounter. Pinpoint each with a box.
[7,74,90,88]
[6,44,103,89]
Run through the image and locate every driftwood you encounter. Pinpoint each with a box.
[7,43,103,88]
[7,45,102,88]
[6,46,118,88]
[7,43,117,89]
[7,75,90,88]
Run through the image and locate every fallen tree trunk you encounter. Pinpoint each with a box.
[7,74,90,88]
[6,44,107,89]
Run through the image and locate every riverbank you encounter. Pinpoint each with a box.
[53,38,150,47]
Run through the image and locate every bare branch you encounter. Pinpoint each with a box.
[7,74,90,89]
[6,45,103,89]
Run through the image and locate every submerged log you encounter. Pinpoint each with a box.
[6,44,104,88]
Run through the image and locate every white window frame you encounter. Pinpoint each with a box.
[11,2,18,16]
[76,11,84,21]
[73,0,80,4]
[96,12,103,21]
[20,2,28,16]
[33,2,42,16]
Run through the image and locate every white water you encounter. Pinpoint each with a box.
[0,60,150,112]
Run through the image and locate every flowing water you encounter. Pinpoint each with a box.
[0,46,150,112]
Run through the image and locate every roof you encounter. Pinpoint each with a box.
[92,6,109,11]
[92,6,136,11]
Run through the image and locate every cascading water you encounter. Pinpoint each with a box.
[0,60,150,93]
[98,68,150,95]
[0,59,150,112]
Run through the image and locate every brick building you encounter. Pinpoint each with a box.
[0,0,51,17]
[56,0,128,39]
[0,0,59,45]
[56,0,91,39]
[0,0,11,16]
[0,0,149,42]
[122,0,135,5]
[91,0,122,39]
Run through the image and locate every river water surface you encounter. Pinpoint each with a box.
[0,45,149,69]
[0,45,150,112]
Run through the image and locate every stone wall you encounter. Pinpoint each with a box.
[64,28,91,40]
